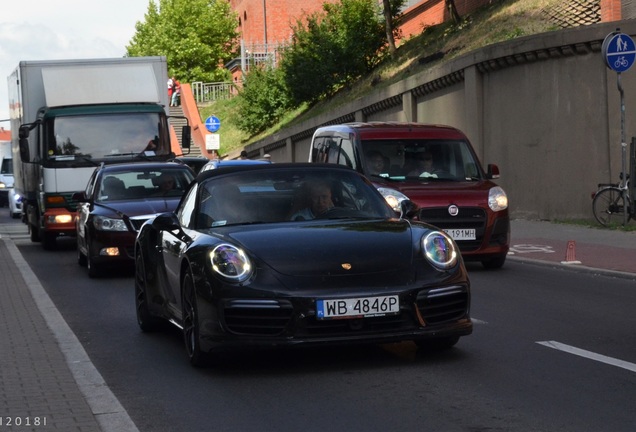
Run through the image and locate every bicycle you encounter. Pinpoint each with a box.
[592,173,632,226]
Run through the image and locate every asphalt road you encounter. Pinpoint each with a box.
[4,214,635,432]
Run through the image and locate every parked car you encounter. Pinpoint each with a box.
[8,188,22,219]
[199,158,271,173]
[74,162,194,277]
[134,163,472,366]
[309,122,509,269]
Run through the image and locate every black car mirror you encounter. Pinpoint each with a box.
[153,212,180,231]
[399,199,416,218]
[72,191,88,202]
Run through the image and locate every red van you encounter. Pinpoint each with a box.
[309,122,509,269]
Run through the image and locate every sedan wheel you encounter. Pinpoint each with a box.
[87,245,101,278]
[182,269,210,367]
[135,252,162,332]
[77,238,87,267]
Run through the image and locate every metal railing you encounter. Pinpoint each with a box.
[191,81,238,104]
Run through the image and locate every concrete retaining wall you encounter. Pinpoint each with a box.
[245,20,636,221]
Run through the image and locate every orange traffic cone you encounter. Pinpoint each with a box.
[561,240,581,265]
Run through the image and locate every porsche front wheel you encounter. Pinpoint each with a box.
[182,269,211,367]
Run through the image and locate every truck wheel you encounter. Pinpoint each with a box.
[29,224,41,242]
[42,232,57,250]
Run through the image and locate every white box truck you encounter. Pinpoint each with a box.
[7,56,190,249]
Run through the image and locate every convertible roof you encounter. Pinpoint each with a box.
[195,162,356,181]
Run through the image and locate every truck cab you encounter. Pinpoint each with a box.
[309,122,509,269]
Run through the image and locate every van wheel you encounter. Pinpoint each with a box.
[482,254,506,270]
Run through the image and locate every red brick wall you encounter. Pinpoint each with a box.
[230,0,335,44]
[600,0,622,21]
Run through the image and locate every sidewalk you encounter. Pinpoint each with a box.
[0,219,634,431]
[0,237,138,432]
[509,219,636,277]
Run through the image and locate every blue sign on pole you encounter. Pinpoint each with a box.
[205,115,221,133]
[603,32,636,73]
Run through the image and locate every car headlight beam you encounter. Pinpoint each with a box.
[422,231,458,270]
[210,244,252,282]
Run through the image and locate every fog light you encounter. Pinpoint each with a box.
[99,247,120,257]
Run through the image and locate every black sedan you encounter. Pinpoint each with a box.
[134,163,472,366]
[75,162,194,277]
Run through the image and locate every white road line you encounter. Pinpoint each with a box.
[537,340,636,373]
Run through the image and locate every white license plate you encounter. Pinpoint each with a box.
[444,228,476,240]
[316,295,400,320]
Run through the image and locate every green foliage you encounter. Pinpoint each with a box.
[234,65,293,135]
[279,0,387,105]
[126,0,239,83]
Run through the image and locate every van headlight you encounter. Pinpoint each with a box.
[488,186,508,212]
[377,187,409,212]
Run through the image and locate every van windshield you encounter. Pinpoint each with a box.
[46,113,166,160]
[361,139,483,182]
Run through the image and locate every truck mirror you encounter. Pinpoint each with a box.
[19,138,30,162]
[181,126,191,149]
[18,125,30,139]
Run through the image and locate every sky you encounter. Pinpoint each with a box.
[0,1,151,124]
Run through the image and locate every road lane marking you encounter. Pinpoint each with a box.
[537,340,636,373]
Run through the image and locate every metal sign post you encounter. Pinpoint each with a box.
[602,29,635,225]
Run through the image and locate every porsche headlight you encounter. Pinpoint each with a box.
[422,231,458,270]
[377,187,410,212]
[488,186,508,212]
[93,215,128,231]
[210,244,252,282]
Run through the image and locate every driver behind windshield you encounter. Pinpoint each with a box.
[289,180,335,221]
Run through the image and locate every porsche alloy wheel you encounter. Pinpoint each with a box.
[135,252,162,332]
[181,269,210,367]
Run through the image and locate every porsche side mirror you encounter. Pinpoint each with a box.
[153,212,180,231]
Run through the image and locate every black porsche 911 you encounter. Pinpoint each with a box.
[134,163,472,366]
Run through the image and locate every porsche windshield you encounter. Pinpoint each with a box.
[193,169,395,228]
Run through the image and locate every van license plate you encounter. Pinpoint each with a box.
[444,228,476,240]
[316,295,399,319]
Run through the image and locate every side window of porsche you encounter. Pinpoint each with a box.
[177,183,197,228]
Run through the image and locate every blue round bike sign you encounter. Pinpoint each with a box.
[603,32,636,73]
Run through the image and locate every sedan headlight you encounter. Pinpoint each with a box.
[422,231,458,270]
[93,215,128,231]
[377,187,410,212]
[210,244,252,282]
[488,186,508,212]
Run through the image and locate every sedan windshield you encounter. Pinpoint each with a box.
[191,169,395,228]
[97,168,193,202]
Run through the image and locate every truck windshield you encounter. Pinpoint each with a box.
[361,139,483,182]
[47,113,166,160]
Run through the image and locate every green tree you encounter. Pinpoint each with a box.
[280,0,390,105]
[126,0,239,83]
[235,65,292,135]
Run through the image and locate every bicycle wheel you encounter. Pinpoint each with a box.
[592,187,631,226]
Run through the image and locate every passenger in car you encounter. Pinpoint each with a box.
[153,174,176,196]
[408,151,438,177]
[365,151,387,176]
[289,180,335,220]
